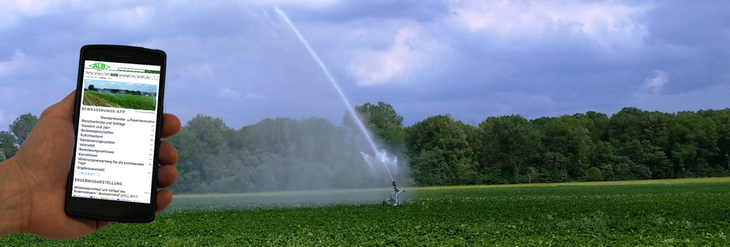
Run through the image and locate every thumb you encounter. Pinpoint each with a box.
[40,91,76,121]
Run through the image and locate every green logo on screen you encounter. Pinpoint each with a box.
[88,62,111,71]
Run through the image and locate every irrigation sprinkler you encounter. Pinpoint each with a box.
[278,8,406,206]
[383,181,405,206]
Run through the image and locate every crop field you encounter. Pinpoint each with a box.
[83,91,156,111]
[3,178,730,246]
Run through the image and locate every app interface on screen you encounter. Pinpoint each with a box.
[71,60,160,204]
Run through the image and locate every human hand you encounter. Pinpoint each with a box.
[0,91,181,240]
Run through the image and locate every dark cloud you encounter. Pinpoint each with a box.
[644,1,730,46]
[641,1,730,93]
[1,0,729,129]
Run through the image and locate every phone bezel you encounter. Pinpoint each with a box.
[64,45,166,223]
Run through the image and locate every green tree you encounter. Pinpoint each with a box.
[590,141,614,168]
[166,126,203,193]
[643,140,672,178]
[668,111,718,177]
[608,107,646,164]
[702,109,730,175]
[476,115,541,183]
[641,112,670,150]
[353,102,405,151]
[9,113,38,147]
[584,111,610,143]
[589,141,616,180]
[240,116,380,191]
[608,107,668,179]
[0,131,18,159]
[641,112,672,178]
[405,115,475,186]
[586,167,603,181]
[185,114,232,156]
[617,139,652,179]
[540,115,592,179]
[609,107,645,145]
[166,114,234,192]
[540,152,570,182]
[245,118,301,155]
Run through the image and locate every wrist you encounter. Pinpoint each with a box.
[0,157,31,236]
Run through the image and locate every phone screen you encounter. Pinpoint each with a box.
[70,60,161,204]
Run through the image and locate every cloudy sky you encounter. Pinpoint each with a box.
[1,0,729,129]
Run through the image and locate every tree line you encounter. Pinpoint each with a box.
[158,103,730,191]
[2,103,729,193]
[398,106,730,185]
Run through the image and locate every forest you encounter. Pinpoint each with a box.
[2,103,729,193]
[147,103,730,192]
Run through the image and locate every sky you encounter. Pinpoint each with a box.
[0,0,729,129]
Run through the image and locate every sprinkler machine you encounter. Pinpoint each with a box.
[383,181,405,206]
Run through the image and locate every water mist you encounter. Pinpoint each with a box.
[275,7,398,182]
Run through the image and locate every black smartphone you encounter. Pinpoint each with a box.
[65,45,166,222]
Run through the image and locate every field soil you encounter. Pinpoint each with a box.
[83,93,120,107]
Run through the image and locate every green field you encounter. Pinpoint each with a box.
[84,91,156,111]
[3,178,730,246]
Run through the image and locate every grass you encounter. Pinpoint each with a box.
[85,91,156,111]
[3,178,730,246]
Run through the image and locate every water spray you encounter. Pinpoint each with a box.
[275,7,397,182]
[360,151,396,181]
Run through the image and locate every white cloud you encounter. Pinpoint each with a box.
[636,70,669,96]
[449,0,651,48]
[89,6,155,29]
[0,0,66,15]
[219,87,240,98]
[218,88,265,100]
[0,0,81,29]
[347,26,438,86]
[0,50,27,77]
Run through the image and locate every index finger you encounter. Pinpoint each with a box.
[161,113,181,138]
